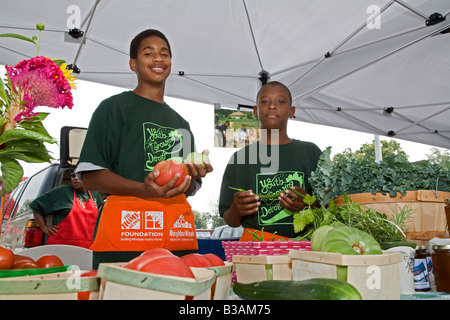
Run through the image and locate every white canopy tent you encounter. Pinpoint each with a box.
[1,0,449,148]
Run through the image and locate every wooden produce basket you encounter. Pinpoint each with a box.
[289,250,402,300]
[194,262,234,300]
[334,190,450,241]
[97,263,216,300]
[232,255,292,284]
[0,270,100,300]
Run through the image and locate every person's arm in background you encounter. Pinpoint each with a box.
[33,211,58,236]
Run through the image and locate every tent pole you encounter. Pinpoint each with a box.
[375,135,382,163]
[72,0,101,67]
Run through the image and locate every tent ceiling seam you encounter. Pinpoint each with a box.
[381,108,449,141]
[292,22,450,101]
[84,36,128,55]
[287,1,396,89]
[178,75,254,104]
[270,57,320,77]
[305,96,449,141]
[242,0,264,74]
[393,0,430,20]
[175,72,256,79]
[394,106,450,135]
[297,101,450,112]
[307,97,386,135]
[327,1,395,57]
[0,24,65,33]
[275,24,422,79]
[0,44,32,59]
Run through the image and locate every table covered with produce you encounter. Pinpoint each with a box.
[0,193,449,300]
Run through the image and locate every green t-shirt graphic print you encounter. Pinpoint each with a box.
[256,171,305,227]
[143,121,185,172]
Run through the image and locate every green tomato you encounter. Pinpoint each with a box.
[310,225,335,251]
[186,152,209,169]
[319,226,382,255]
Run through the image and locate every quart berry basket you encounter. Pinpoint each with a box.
[222,240,311,283]
[222,240,311,261]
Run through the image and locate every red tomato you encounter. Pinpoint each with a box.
[181,253,213,267]
[123,255,158,270]
[77,270,98,300]
[139,255,195,278]
[154,160,188,187]
[203,253,225,266]
[140,248,174,258]
[12,255,36,268]
[0,246,14,270]
[35,254,64,268]
[13,260,39,269]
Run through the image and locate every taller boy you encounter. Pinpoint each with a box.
[77,29,213,268]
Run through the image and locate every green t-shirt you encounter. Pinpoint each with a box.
[29,185,104,225]
[79,91,196,181]
[219,139,322,238]
[78,91,198,267]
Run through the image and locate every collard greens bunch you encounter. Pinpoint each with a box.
[309,147,450,206]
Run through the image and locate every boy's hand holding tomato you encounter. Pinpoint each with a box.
[146,151,212,198]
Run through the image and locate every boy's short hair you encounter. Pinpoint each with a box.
[130,29,172,59]
[256,81,292,106]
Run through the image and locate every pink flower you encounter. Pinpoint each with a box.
[6,56,74,121]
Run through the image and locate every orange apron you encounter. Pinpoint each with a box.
[239,228,290,241]
[47,190,99,249]
[90,194,198,252]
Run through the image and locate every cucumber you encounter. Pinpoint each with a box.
[233,278,362,300]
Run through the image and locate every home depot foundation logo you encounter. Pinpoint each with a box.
[169,215,195,239]
[121,211,141,229]
[120,211,164,241]
[121,211,163,230]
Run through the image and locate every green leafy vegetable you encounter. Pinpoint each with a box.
[292,194,414,243]
[309,146,449,206]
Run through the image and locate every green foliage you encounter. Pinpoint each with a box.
[291,195,414,243]
[426,147,450,171]
[354,140,408,162]
[193,210,224,229]
[309,146,449,206]
[0,113,56,196]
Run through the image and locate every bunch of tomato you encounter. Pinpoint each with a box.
[123,248,224,279]
[0,246,64,269]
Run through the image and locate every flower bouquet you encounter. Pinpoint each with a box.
[0,23,77,201]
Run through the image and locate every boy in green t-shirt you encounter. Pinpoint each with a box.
[219,81,321,238]
[77,29,213,267]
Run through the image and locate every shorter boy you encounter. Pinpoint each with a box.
[219,81,322,238]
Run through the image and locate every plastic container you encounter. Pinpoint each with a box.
[431,245,450,293]
[0,265,71,278]
[414,246,431,291]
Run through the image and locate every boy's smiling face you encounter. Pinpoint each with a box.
[129,35,171,86]
[253,83,295,131]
